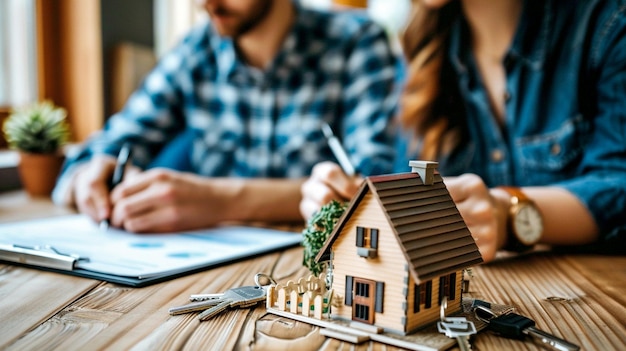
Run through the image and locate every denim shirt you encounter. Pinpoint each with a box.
[396,0,626,244]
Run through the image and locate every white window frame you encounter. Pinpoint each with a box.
[0,0,38,107]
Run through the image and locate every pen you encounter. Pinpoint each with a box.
[322,122,356,177]
[99,143,133,231]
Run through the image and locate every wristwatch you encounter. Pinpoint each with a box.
[498,187,544,251]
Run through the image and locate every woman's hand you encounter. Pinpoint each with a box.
[444,174,508,262]
[299,161,363,221]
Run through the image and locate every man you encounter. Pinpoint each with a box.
[53,0,403,233]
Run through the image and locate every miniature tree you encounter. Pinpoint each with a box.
[302,200,348,276]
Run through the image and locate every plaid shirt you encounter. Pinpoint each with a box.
[53,4,403,203]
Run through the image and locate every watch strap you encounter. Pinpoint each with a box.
[497,186,537,252]
[499,186,530,204]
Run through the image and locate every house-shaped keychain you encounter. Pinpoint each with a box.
[314,160,483,335]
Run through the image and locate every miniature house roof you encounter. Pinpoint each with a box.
[315,162,483,284]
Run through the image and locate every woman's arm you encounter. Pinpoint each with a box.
[445,175,600,263]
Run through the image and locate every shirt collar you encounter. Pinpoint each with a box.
[208,1,303,83]
[449,0,552,74]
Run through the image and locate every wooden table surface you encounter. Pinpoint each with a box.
[1,190,625,351]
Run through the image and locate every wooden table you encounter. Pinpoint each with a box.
[1,190,625,351]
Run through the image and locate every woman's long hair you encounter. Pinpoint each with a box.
[399,2,462,161]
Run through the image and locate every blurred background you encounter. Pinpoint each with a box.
[0,0,410,147]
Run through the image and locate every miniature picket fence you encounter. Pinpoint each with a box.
[266,273,334,320]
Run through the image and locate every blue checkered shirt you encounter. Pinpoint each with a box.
[53,4,403,203]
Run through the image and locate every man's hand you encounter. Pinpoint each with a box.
[444,174,508,263]
[108,168,238,233]
[299,161,363,221]
[72,155,118,225]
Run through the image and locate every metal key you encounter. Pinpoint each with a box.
[169,273,276,320]
[197,285,267,321]
[189,293,224,302]
[169,285,267,319]
[169,297,223,315]
[474,305,580,351]
[437,316,477,351]
[438,297,476,351]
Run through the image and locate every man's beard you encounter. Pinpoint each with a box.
[210,0,273,38]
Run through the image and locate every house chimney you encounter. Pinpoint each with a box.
[409,160,439,185]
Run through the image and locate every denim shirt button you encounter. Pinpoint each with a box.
[491,149,504,162]
[550,143,562,155]
[504,91,512,102]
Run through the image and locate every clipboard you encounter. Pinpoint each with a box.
[0,215,302,287]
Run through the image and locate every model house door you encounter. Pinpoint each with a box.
[352,277,375,324]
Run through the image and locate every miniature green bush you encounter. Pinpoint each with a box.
[2,100,70,154]
[302,200,348,276]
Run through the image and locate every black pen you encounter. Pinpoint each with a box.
[322,122,356,177]
[99,143,133,231]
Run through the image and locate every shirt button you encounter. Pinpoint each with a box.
[504,91,511,102]
[551,143,561,155]
[491,149,504,162]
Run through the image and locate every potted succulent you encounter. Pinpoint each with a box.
[2,100,70,197]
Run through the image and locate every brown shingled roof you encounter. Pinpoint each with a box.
[316,172,483,284]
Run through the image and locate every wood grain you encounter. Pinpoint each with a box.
[0,266,98,348]
[466,253,626,351]
[1,193,625,350]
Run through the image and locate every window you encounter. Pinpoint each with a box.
[439,272,457,304]
[413,281,430,313]
[154,0,206,57]
[356,226,379,258]
[0,0,37,108]
[425,281,432,309]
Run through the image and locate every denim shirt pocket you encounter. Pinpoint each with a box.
[517,115,585,185]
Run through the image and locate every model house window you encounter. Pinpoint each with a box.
[413,281,431,313]
[439,272,457,304]
[356,226,379,258]
[425,281,432,309]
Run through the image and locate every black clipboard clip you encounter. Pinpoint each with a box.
[0,244,89,271]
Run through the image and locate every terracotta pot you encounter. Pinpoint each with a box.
[18,151,65,197]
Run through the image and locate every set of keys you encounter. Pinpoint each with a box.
[472,300,580,351]
[168,273,275,321]
[437,298,580,351]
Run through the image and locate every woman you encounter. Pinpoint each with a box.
[300,0,626,262]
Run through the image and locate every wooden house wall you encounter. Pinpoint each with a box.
[330,192,410,333]
[405,270,464,333]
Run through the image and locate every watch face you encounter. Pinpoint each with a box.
[513,204,543,245]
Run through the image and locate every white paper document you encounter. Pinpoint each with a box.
[0,215,302,281]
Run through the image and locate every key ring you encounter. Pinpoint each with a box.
[254,272,277,288]
[440,296,448,321]
[473,304,498,323]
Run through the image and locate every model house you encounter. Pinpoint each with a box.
[315,160,483,335]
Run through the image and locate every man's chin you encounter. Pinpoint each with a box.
[212,24,239,38]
